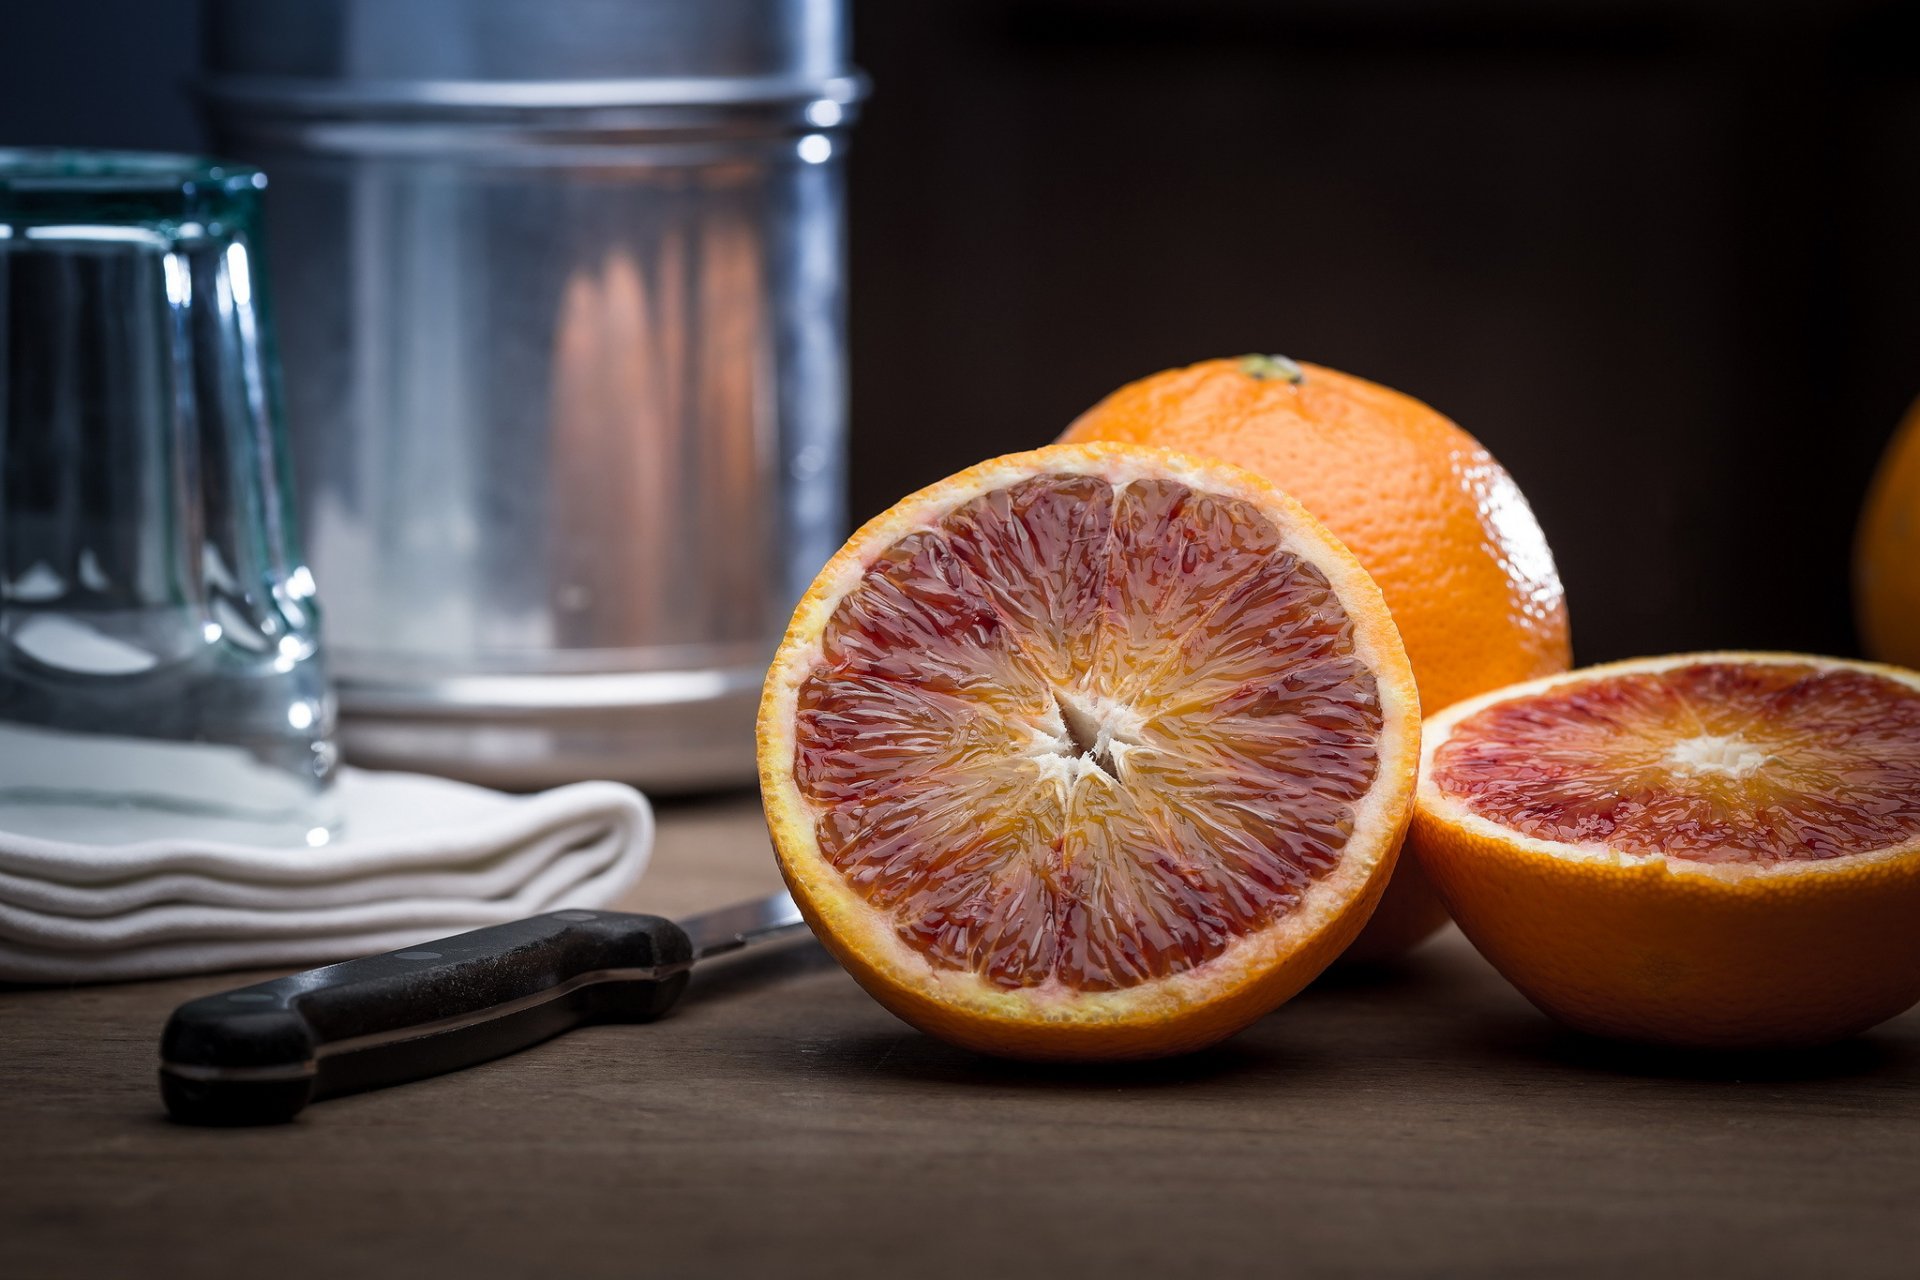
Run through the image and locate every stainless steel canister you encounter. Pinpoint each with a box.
[196,0,864,791]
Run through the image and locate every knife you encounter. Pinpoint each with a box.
[159,892,810,1126]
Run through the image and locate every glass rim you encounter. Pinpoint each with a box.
[0,150,267,226]
[0,149,265,194]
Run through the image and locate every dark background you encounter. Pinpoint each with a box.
[6,0,1916,666]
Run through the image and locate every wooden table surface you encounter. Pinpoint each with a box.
[5,793,1916,1279]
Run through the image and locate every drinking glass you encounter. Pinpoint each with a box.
[0,150,338,846]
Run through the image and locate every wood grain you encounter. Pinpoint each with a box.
[4,793,1916,1279]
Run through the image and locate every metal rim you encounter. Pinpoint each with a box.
[336,664,768,719]
[196,71,868,119]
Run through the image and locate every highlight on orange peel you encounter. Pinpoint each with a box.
[1856,394,1920,669]
[1061,355,1571,959]
[758,442,1421,1060]
[1410,652,1920,1049]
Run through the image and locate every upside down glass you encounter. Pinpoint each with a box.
[0,151,338,846]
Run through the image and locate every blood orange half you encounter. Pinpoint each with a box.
[1413,652,1920,1049]
[758,443,1420,1060]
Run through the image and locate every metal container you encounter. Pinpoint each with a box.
[196,0,863,791]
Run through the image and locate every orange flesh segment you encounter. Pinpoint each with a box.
[1431,661,1920,864]
[793,473,1384,992]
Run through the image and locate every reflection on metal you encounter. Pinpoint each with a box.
[198,0,865,790]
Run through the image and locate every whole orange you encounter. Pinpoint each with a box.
[1857,396,1920,668]
[1061,355,1572,957]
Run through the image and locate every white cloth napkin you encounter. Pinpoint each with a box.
[0,768,654,984]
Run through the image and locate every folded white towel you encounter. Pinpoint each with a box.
[0,768,653,984]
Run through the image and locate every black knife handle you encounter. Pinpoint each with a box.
[160,910,692,1126]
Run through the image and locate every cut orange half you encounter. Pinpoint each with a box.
[758,442,1420,1060]
[1413,652,1920,1049]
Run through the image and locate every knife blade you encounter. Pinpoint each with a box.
[679,890,811,961]
[159,891,810,1126]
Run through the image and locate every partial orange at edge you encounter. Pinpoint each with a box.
[1411,652,1920,1049]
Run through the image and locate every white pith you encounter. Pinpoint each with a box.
[759,442,1422,1020]
[1418,650,1920,880]
[1666,733,1771,779]
[1029,689,1146,786]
